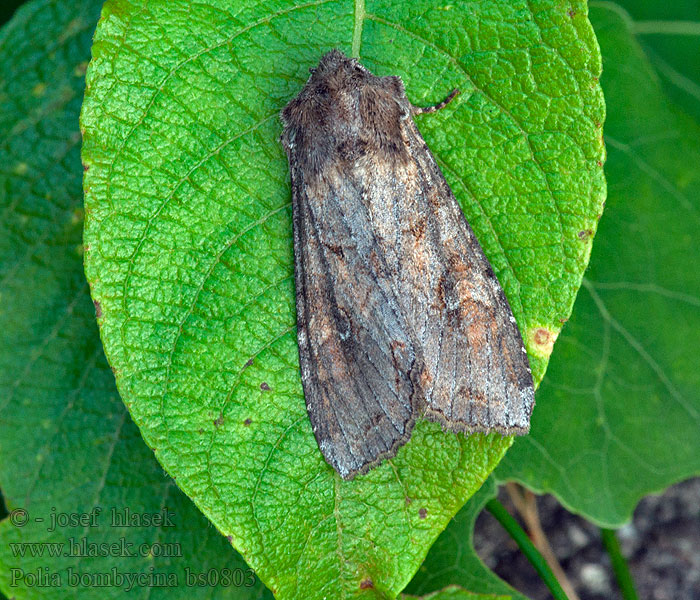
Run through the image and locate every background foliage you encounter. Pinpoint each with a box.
[495,1,700,527]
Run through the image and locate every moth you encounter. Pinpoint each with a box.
[280,49,534,480]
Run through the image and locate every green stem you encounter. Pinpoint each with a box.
[600,528,639,600]
[485,499,570,600]
[351,0,365,58]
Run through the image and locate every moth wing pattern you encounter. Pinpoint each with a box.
[281,49,535,480]
[401,117,535,434]
[289,158,421,479]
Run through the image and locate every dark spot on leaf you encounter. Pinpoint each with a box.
[226,535,233,543]
[214,412,224,427]
[568,8,575,17]
[419,508,427,519]
[534,328,551,346]
[198,428,204,434]
[244,358,254,368]
[360,578,374,589]
[578,229,593,241]
[93,300,102,318]
[260,382,271,391]
[405,496,413,505]
[596,160,603,167]
[244,418,252,426]
[83,163,89,172]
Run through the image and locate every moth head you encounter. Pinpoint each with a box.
[280,49,413,170]
[282,50,410,122]
[282,50,364,122]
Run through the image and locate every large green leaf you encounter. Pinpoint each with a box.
[81,0,605,597]
[496,2,700,526]
[0,1,271,597]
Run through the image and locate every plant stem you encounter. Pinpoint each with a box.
[601,528,639,600]
[485,499,571,600]
[505,483,582,600]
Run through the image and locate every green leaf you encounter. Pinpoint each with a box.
[496,2,700,527]
[405,478,526,600]
[604,0,700,123]
[0,1,271,597]
[81,0,604,597]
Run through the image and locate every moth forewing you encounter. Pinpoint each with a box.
[281,49,534,480]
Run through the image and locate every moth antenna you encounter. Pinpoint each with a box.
[412,88,460,115]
